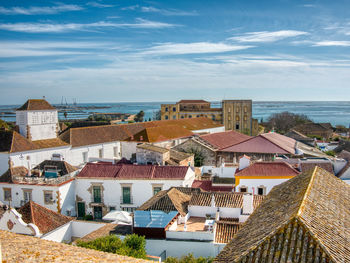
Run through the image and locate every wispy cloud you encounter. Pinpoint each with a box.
[0,19,178,33]
[121,5,139,11]
[142,42,253,55]
[0,4,83,15]
[312,41,350,47]
[86,2,114,8]
[229,30,308,43]
[141,6,197,16]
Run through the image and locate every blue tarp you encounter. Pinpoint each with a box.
[134,210,178,228]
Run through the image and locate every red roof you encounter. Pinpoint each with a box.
[235,162,300,177]
[199,130,251,150]
[221,133,296,154]
[77,163,190,180]
[17,99,56,111]
[192,180,233,192]
[17,201,72,234]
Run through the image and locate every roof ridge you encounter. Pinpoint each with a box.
[260,133,294,154]
[9,131,15,153]
[297,166,318,217]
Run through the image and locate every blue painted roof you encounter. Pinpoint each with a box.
[134,210,178,228]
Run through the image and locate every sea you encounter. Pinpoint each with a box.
[1,101,350,127]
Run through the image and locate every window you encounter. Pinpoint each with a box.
[122,186,131,204]
[44,191,53,204]
[236,116,240,121]
[93,206,103,220]
[240,187,247,193]
[77,202,85,218]
[165,115,169,120]
[93,186,102,203]
[196,115,200,118]
[257,186,265,195]
[173,107,176,112]
[181,116,184,119]
[244,115,247,121]
[153,186,162,195]
[173,115,176,120]
[165,107,168,112]
[212,115,216,120]
[236,123,240,130]
[244,106,247,113]
[228,107,231,113]
[83,152,88,163]
[99,149,103,158]
[23,189,32,203]
[3,188,11,201]
[113,147,119,158]
[228,115,231,121]
[189,115,192,118]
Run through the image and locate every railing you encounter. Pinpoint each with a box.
[120,196,133,205]
[12,173,75,185]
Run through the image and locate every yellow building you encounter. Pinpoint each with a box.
[161,99,258,135]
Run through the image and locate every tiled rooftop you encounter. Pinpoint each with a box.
[235,161,300,177]
[17,99,56,111]
[0,230,149,262]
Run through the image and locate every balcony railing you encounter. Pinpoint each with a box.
[120,196,133,205]
[12,173,75,185]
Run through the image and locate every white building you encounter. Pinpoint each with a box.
[0,99,223,176]
[0,160,78,216]
[75,162,195,219]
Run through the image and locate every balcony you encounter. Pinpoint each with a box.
[120,196,133,205]
[12,173,75,186]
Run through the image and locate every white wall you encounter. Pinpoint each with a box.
[237,178,291,194]
[192,126,225,134]
[145,239,223,259]
[166,230,213,241]
[0,153,9,176]
[59,179,77,216]
[0,208,40,236]
[75,176,193,214]
[41,220,105,243]
[188,206,217,218]
[121,142,138,160]
[201,166,236,178]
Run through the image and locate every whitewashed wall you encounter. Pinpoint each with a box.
[75,175,194,214]
[0,208,40,236]
[237,178,292,194]
[59,180,77,216]
[201,166,236,178]
[0,153,9,175]
[145,239,224,259]
[192,126,225,134]
[121,142,138,160]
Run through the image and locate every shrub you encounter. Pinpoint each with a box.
[76,234,147,259]
[165,254,213,263]
[325,150,335,157]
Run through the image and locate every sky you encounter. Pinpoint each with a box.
[0,0,350,104]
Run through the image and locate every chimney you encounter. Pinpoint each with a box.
[211,194,216,208]
[239,155,251,170]
[242,194,254,215]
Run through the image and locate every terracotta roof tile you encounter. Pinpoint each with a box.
[215,167,350,263]
[137,143,169,153]
[189,192,264,209]
[0,130,38,153]
[77,163,190,180]
[192,180,233,192]
[17,99,56,111]
[32,138,69,149]
[221,132,296,154]
[0,230,149,262]
[138,188,194,216]
[0,166,28,183]
[235,162,300,177]
[215,221,241,244]
[199,130,251,150]
[17,201,72,234]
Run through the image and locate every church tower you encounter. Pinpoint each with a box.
[16,99,59,141]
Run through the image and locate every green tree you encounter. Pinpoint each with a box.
[153,110,161,120]
[187,148,204,167]
[134,110,145,122]
[76,234,147,259]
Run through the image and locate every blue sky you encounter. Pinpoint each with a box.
[0,0,350,104]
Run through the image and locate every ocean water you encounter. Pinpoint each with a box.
[1,101,350,127]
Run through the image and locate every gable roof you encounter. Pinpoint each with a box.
[17,99,56,111]
[235,162,300,177]
[59,124,131,147]
[215,221,241,244]
[199,130,251,150]
[0,130,38,153]
[221,133,296,154]
[77,163,190,180]
[130,125,193,143]
[215,167,350,263]
[138,188,193,216]
[0,230,148,263]
[17,201,72,234]
[189,192,264,209]
[294,122,333,134]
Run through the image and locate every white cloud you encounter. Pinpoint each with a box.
[312,41,350,47]
[0,19,178,33]
[142,42,253,55]
[86,2,114,8]
[121,5,139,11]
[229,30,308,43]
[0,4,83,15]
[141,6,197,16]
